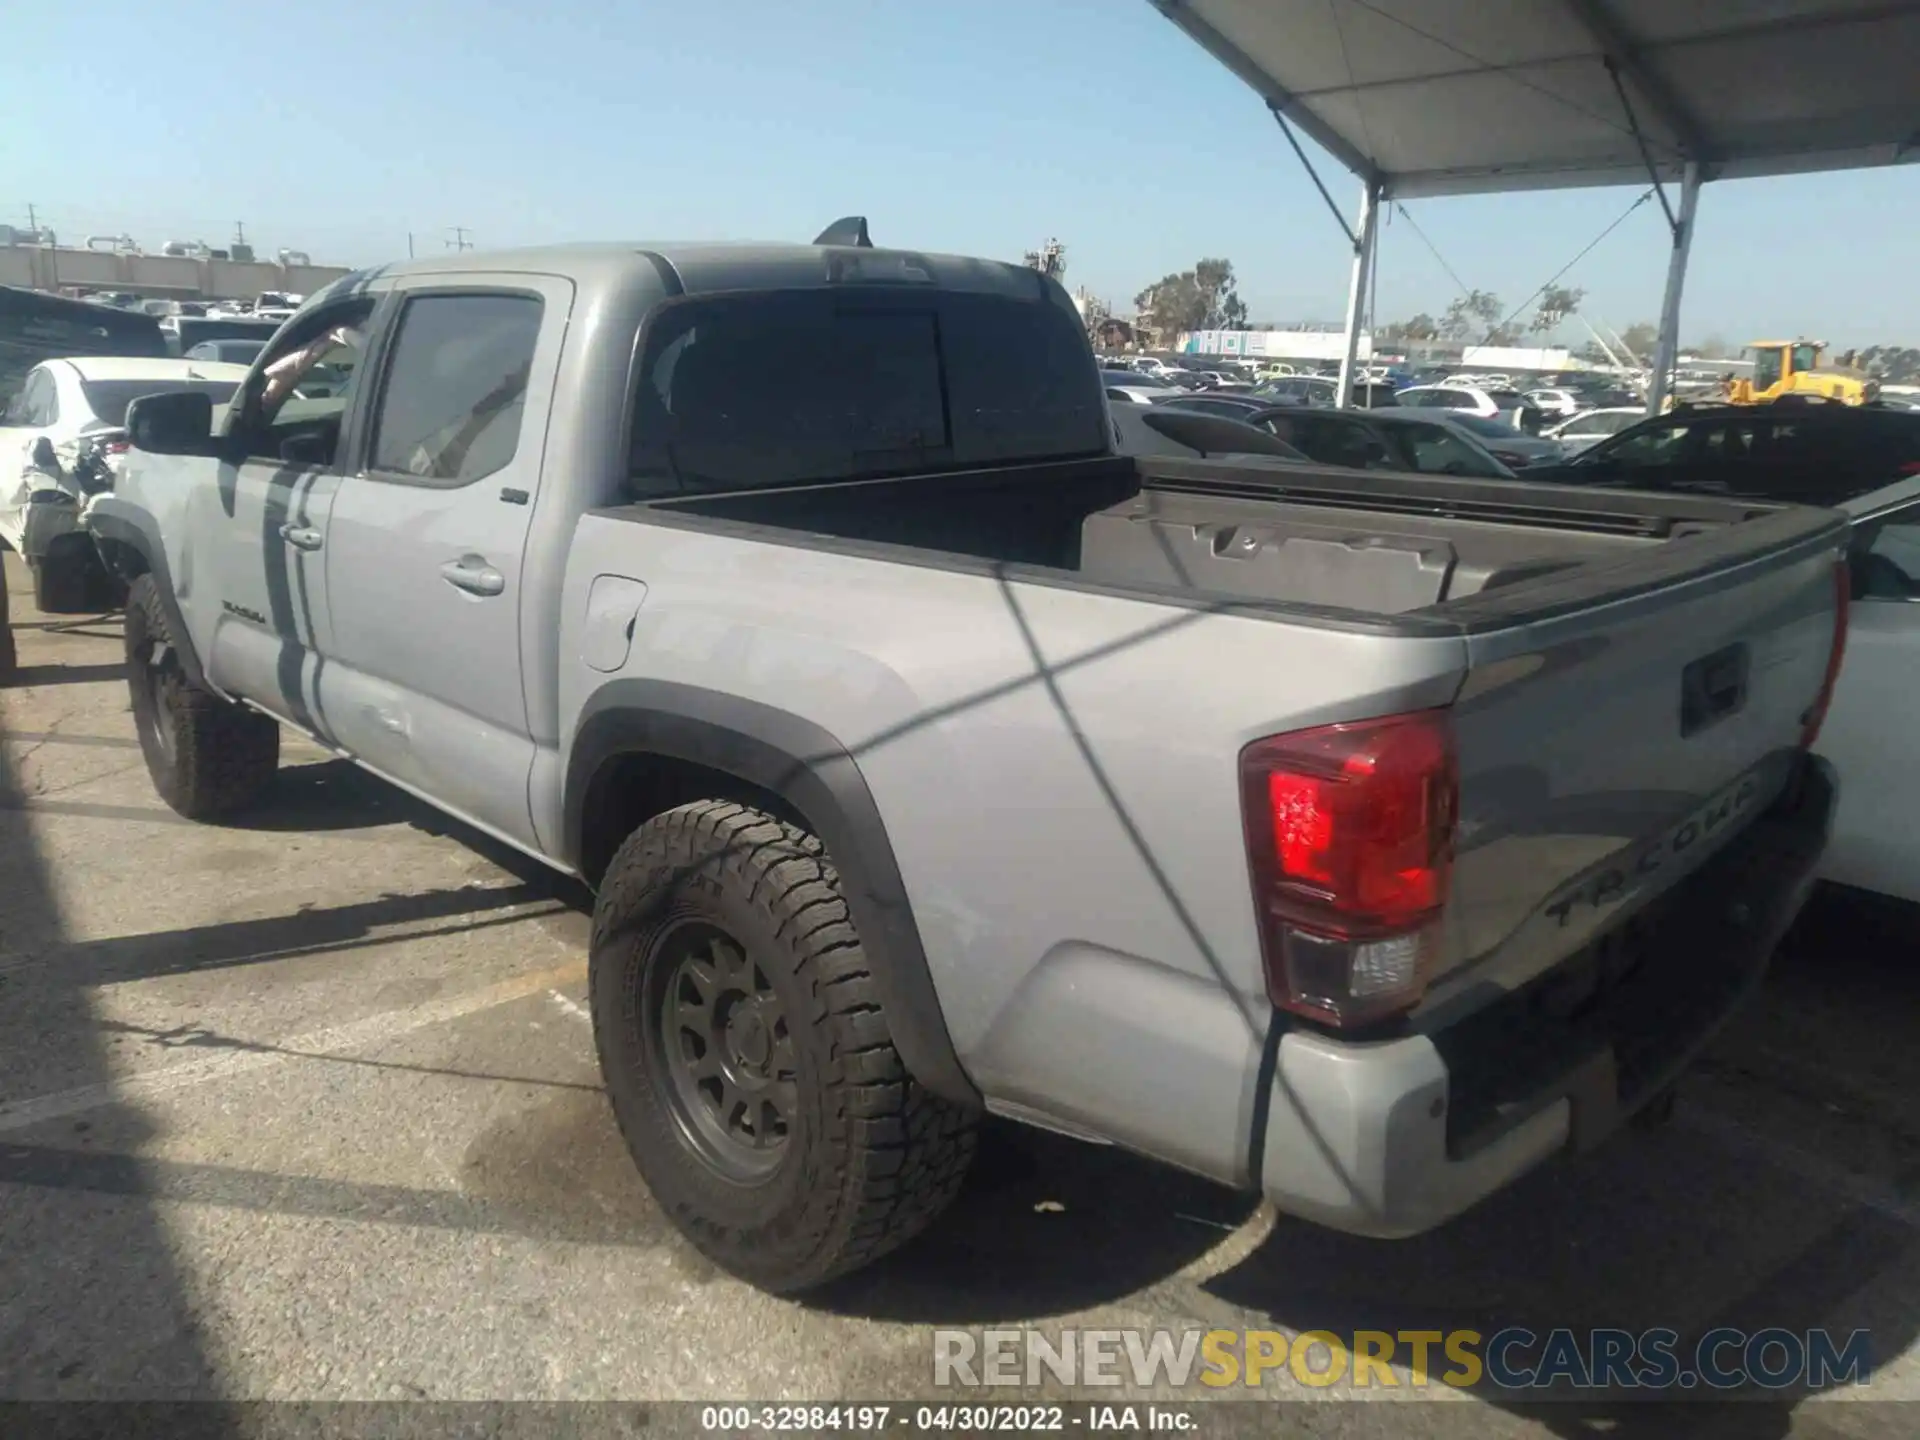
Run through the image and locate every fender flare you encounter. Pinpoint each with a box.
[564,678,980,1108]
[86,501,208,689]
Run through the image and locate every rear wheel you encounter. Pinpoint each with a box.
[590,800,977,1292]
[125,575,279,819]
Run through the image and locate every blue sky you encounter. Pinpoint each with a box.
[6,0,1915,346]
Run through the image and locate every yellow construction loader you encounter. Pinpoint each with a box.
[1724,340,1879,405]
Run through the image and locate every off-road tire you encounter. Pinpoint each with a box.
[590,800,977,1292]
[125,574,279,819]
[31,554,91,615]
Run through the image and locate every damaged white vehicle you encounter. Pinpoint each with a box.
[1,356,248,610]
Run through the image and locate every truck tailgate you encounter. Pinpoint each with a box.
[1427,509,1848,1007]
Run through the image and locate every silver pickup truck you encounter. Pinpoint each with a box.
[90,230,1845,1293]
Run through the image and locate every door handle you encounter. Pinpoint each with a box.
[280,523,324,551]
[439,555,506,597]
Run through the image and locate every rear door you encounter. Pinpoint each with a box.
[315,275,569,849]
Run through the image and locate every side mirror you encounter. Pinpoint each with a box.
[126,390,216,457]
[30,436,59,473]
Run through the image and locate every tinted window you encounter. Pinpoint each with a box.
[81,377,242,426]
[1448,413,1523,440]
[370,293,542,483]
[1580,419,1697,468]
[1482,389,1526,408]
[1289,417,1395,470]
[1397,421,1509,477]
[631,289,1105,495]
[1568,411,1635,437]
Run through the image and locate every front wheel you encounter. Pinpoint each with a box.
[590,800,977,1292]
[125,575,279,819]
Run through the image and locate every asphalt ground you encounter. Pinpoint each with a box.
[1,552,1915,1438]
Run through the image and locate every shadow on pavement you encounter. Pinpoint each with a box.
[0,588,236,1409]
[811,1120,1256,1324]
[3,882,559,988]
[226,757,454,835]
[1193,888,1918,1431]
[0,661,127,690]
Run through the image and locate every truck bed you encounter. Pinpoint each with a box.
[641,454,1832,621]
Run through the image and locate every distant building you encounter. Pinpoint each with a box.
[1178,327,1375,362]
[0,231,351,303]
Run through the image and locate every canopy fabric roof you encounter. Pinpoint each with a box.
[1152,0,1920,198]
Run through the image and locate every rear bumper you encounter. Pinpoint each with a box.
[1257,752,1836,1237]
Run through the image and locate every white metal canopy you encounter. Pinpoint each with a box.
[1151,0,1920,409]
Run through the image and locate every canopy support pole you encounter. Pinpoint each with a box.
[1335,179,1381,411]
[1647,161,1702,415]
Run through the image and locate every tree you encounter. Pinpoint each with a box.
[1133,258,1246,343]
[1439,289,1502,342]
[1193,258,1248,329]
[1529,284,1584,336]
[1379,313,1440,343]
[1858,345,1920,384]
[1617,321,1660,360]
[1690,333,1731,359]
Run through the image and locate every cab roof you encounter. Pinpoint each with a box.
[329,241,1058,304]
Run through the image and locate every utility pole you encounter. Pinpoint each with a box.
[26,203,37,232]
[447,227,472,252]
[408,232,415,259]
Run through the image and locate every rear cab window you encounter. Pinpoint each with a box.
[628,287,1107,496]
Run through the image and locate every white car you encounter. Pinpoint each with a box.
[1100,371,1181,406]
[1815,473,1920,905]
[1394,382,1532,422]
[1543,406,1646,456]
[1524,387,1584,418]
[1,356,249,610]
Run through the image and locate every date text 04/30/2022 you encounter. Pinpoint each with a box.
[699,1405,1196,1432]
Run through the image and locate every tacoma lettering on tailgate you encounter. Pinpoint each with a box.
[1543,774,1762,929]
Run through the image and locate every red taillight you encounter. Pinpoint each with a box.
[1801,558,1851,749]
[1240,709,1459,1028]
[1900,461,1920,478]
[104,439,130,455]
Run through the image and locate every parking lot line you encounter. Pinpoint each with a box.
[547,989,592,1025]
[0,959,586,1135]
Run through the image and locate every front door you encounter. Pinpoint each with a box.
[191,295,383,731]
[316,276,569,849]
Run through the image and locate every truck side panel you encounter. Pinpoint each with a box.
[556,514,1468,1183]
